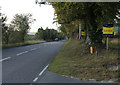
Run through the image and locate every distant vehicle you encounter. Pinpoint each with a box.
[55,38,59,41]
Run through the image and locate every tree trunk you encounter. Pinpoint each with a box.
[88,6,102,44]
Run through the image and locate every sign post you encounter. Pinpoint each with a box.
[79,24,81,39]
[103,24,113,50]
[106,37,109,50]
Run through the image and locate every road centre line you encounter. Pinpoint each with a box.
[0,57,11,62]
[17,47,38,56]
[16,52,25,56]
[30,48,37,51]
[24,51,28,53]
[16,51,29,56]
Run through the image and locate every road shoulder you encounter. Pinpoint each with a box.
[36,70,93,83]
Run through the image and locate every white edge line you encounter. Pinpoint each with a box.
[38,64,49,76]
[33,77,38,82]
[32,64,49,82]
[0,57,11,62]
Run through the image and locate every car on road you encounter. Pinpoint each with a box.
[55,38,59,41]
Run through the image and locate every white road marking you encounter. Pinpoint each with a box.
[30,48,37,51]
[0,57,11,62]
[16,51,29,56]
[38,64,49,76]
[32,64,49,82]
[16,52,25,56]
[24,51,28,53]
[33,77,38,82]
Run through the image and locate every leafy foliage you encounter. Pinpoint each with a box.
[1,13,35,44]
[11,14,34,42]
[1,14,10,44]
[52,2,120,43]
[35,27,65,41]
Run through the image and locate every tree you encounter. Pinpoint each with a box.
[11,14,34,42]
[35,27,64,41]
[35,27,44,40]
[0,13,10,44]
[51,2,120,43]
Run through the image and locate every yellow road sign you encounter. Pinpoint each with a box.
[103,27,113,34]
[81,32,85,36]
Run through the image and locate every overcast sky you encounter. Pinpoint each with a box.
[0,0,59,33]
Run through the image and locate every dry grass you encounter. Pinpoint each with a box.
[49,38,119,82]
[2,40,45,49]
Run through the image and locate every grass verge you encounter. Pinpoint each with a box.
[2,40,45,49]
[49,38,119,82]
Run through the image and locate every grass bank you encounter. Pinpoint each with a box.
[2,40,45,49]
[49,38,119,82]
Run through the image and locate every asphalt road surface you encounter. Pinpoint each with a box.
[2,40,66,83]
[2,40,119,84]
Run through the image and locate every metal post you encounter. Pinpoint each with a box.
[0,8,1,85]
[106,37,109,50]
[79,23,81,39]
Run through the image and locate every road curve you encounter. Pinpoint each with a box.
[2,40,65,83]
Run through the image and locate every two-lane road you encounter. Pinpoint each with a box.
[2,40,116,84]
[2,40,65,83]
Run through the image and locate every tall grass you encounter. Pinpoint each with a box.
[49,38,119,82]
